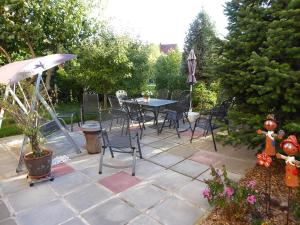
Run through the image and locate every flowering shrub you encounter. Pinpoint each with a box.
[202,166,261,222]
[141,90,153,97]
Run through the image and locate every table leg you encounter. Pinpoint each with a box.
[155,107,160,134]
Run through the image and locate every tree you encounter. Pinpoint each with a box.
[154,49,186,93]
[219,0,300,147]
[182,10,221,81]
[0,0,93,88]
[76,30,133,108]
[119,40,151,97]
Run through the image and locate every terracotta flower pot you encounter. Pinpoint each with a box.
[24,149,53,179]
[144,96,150,102]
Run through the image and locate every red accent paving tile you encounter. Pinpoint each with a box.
[52,163,75,178]
[99,171,141,193]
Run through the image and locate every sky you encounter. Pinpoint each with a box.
[103,0,228,50]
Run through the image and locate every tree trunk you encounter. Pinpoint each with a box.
[29,135,42,157]
[103,94,107,109]
[26,40,36,57]
[0,46,12,62]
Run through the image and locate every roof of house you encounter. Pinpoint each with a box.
[159,44,177,54]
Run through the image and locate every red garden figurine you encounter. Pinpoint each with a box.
[276,135,300,188]
[257,114,284,156]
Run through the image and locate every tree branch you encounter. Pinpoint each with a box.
[0,46,12,62]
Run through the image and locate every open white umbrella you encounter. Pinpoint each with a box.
[187,49,197,111]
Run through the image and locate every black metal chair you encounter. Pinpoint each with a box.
[159,93,191,138]
[80,93,101,126]
[98,109,142,176]
[170,89,190,101]
[123,100,155,139]
[190,99,233,151]
[107,95,127,131]
[156,88,169,99]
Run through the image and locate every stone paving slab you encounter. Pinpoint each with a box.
[170,159,210,178]
[64,183,113,212]
[147,196,204,225]
[82,198,140,225]
[16,199,75,225]
[7,184,57,213]
[60,217,86,225]
[127,214,161,225]
[0,218,17,225]
[149,170,192,192]
[49,172,91,196]
[119,183,167,211]
[0,200,11,221]
[149,152,185,168]
[0,124,257,225]
[126,160,166,179]
[176,180,212,211]
[147,139,180,151]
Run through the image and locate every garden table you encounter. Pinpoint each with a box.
[124,98,177,134]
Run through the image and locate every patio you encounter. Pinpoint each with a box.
[0,121,256,225]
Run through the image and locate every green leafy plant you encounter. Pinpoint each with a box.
[0,100,44,157]
[141,90,153,97]
[203,166,262,222]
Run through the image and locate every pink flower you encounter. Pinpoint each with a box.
[247,195,257,204]
[247,180,256,189]
[224,187,234,197]
[202,188,210,199]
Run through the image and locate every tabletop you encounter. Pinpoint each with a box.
[125,98,177,107]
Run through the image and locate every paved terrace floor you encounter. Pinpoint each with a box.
[0,121,256,225]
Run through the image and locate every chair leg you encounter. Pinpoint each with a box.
[210,123,217,152]
[132,147,137,176]
[159,117,167,134]
[99,146,105,174]
[137,137,143,159]
[175,119,180,138]
[190,121,197,143]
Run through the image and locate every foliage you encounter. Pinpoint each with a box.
[291,186,300,223]
[182,10,222,82]
[203,166,262,222]
[154,49,187,93]
[218,0,300,147]
[0,0,93,62]
[118,40,151,97]
[141,90,153,97]
[0,99,43,157]
[193,81,219,111]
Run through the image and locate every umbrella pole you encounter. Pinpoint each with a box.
[189,84,193,111]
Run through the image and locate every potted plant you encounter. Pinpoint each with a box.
[141,90,153,102]
[0,100,52,179]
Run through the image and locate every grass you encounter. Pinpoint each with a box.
[0,103,82,138]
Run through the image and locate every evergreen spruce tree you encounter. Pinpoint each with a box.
[182,10,221,81]
[220,0,300,147]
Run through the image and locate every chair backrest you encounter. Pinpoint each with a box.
[116,90,128,104]
[171,89,183,100]
[123,100,142,120]
[156,89,169,99]
[82,93,100,113]
[210,99,232,122]
[108,95,121,109]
